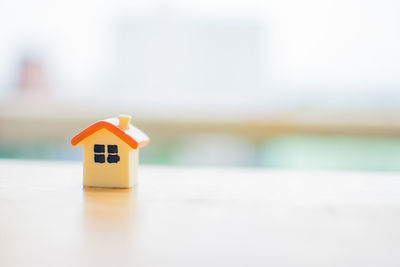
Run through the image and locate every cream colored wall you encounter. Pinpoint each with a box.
[80,129,138,188]
[129,149,139,186]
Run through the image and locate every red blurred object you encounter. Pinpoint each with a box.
[17,56,47,92]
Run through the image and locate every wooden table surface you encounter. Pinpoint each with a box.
[1,160,400,267]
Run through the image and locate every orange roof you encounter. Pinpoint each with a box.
[71,117,150,149]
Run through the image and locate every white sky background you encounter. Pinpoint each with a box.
[182,0,400,89]
[0,0,400,115]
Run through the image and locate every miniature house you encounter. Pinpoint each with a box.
[71,115,150,188]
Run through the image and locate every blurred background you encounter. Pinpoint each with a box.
[1,0,400,170]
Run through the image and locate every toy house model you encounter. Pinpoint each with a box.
[71,115,150,188]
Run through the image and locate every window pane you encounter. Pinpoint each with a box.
[107,154,120,163]
[94,154,105,163]
[108,145,118,153]
[94,144,105,153]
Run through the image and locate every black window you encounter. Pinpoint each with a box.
[107,145,120,164]
[93,144,120,164]
[107,154,120,163]
[94,144,105,153]
[94,154,105,163]
[108,145,118,153]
